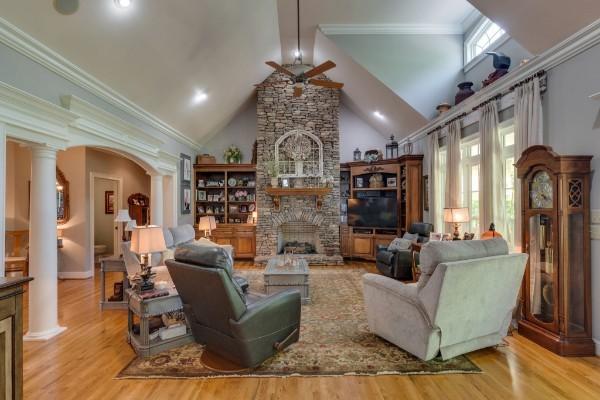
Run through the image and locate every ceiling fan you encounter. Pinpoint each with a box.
[263,0,344,97]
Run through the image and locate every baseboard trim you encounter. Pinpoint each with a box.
[24,326,67,341]
[58,271,93,280]
[594,338,600,356]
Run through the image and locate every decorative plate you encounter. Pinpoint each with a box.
[227,178,237,187]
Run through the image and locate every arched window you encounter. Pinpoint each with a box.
[275,130,323,178]
[464,17,507,68]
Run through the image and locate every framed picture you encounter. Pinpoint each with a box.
[386,177,397,188]
[240,204,248,213]
[182,186,192,214]
[197,179,205,188]
[430,232,443,241]
[181,153,192,183]
[442,233,452,241]
[104,190,115,214]
[356,177,364,188]
[282,178,290,188]
[423,175,430,211]
[197,190,206,201]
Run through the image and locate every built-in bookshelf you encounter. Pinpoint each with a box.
[194,164,257,226]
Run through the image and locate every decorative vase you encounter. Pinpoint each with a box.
[455,82,475,105]
[270,177,278,187]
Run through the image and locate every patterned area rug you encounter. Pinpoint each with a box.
[118,269,480,378]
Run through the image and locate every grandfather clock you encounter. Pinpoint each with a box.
[516,145,594,355]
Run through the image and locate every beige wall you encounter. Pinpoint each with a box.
[4,145,151,277]
[93,177,117,255]
[5,141,31,231]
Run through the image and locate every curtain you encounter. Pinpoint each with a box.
[480,101,506,237]
[426,129,441,231]
[444,120,462,232]
[514,77,544,251]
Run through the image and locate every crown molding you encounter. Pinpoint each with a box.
[0,17,201,151]
[319,23,463,36]
[400,17,600,145]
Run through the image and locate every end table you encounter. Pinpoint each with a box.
[126,288,194,357]
[99,256,129,310]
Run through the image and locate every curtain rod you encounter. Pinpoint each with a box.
[425,69,547,137]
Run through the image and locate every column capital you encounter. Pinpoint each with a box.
[29,144,58,160]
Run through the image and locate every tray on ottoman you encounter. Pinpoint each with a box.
[264,257,310,304]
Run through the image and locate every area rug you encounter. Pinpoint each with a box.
[118,269,480,378]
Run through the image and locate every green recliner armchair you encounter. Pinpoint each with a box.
[165,243,301,368]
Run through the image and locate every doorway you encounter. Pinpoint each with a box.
[90,174,123,268]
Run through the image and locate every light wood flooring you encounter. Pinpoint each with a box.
[22,261,600,400]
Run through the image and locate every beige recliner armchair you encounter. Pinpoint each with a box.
[363,238,527,361]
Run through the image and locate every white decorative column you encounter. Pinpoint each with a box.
[25,145,66,341]
[0,124,6,276]
[150,174,164,227]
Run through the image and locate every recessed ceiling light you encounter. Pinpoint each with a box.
[114,0,132,8]
[373,111,385,119]
[192,90,208,104]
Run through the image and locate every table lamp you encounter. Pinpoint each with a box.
[198,215,217,238]
[444,207,470,240]
[130,225,167,291]
[115,209,132,241]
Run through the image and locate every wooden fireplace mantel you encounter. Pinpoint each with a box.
[265,187,332,211]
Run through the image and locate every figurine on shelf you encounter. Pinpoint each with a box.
[482,52,511,87]
[455,82,475,105]
[436,102,452,115]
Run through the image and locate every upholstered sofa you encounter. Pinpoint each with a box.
[166,243,301,367]
[376,222,433,280]
[363,238,527,361]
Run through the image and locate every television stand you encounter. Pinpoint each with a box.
[339,225,398,260]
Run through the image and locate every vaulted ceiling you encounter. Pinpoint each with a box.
[0,0,598,146]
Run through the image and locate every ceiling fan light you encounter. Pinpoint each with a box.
[114,0,132,8]
[294,49,303,64]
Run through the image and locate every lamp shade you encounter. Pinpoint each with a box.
[114,209,132,222]
[443,207,470,223]
[198,215,217,231]
[125,219,137,231]
[130,225,166,255]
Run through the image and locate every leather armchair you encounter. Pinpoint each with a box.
[166,244,301,368]
[376,222,433,280]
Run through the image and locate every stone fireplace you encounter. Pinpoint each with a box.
[254,68,343,265]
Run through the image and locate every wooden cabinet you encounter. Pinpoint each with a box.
[0,277,32,400]
[352,235,373,258]
[516,146,595,356]
[204,224,256,259]
[339,226,396,260]
[193,164,257,258]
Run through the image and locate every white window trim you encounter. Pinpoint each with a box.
[464,17,510,73]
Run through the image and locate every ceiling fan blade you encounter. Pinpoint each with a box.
[265,61,295,77]
[308,79,344,89]
[294,86,303,97]
[304,60,336,78]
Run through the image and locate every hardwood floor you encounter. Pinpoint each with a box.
[22,262,600,400]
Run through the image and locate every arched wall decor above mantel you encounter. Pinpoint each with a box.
[274,129,324,178]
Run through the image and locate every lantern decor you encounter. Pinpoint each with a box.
[353,148,362,161]
[403,139,413,155]
[481,223,503,240]
[386,135,399,159]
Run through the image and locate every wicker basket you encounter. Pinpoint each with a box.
[196,154,216,164]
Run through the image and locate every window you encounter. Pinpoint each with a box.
[500,121,516,250]
[460,138,481,234]
[464,18,506,66]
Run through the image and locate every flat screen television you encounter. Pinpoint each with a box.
[347,198,398,228]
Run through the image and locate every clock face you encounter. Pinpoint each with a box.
[530,171,553,209]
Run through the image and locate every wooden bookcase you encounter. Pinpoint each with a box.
[339,155,423,260]
[193,164,257,259]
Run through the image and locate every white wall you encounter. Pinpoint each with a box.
[5,142,30,231]
[543,42,600,352]
[328,34,465,120]
[203,99,389,164]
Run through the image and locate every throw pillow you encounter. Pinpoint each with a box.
[403,232,419,243]
[387,238,412,252]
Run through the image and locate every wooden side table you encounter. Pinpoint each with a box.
[411,242,423,282]
[99,256,129,310]
[126,288,194,357]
